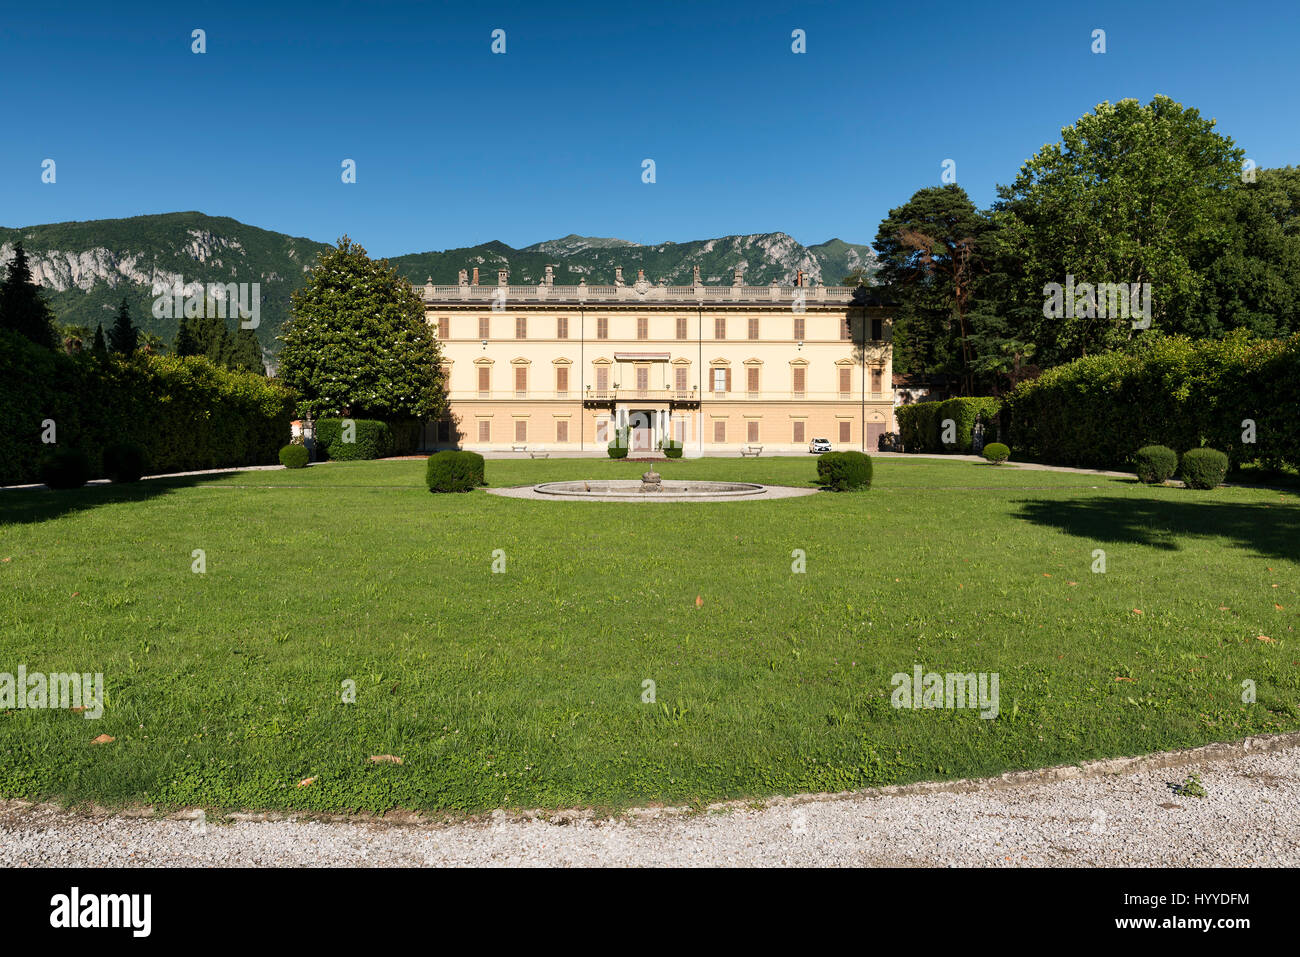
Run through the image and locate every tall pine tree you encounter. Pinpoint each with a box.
[0,243,59,349]
[108,297,139,355]
[92,323,109,357]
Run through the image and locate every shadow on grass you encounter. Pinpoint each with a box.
[1012,494,1300,562]
[0,475,212,527]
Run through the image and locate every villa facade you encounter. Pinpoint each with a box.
[417,265,894,455]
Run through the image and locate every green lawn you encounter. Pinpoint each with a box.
[1,456,1297,815]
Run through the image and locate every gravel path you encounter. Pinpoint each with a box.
[4,735,1297,867]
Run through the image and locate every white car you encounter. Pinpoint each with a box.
[809,438,832,453]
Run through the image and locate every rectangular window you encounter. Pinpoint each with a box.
[556,366,569,397]
[747,317,759,340]
[676,316,688,340]
[437,317,449,339]
[637,317,648,340]
[871,317,883,341]
[712,367,728,393]
[557,316,568,339]
[515,420,527,443]
[673,418,685,442]
[636,366,649,394]
[714,316,726,340]
[596,366,609,393]
[597,317,609,339]
[675,366,688,393]
[793,316,805,341]
[714,420,726,443]
[746,366,759,396]
[793,421,805,444]
[871,367,883,394]
[514,366,527,397]
[596,419,609,444]
[478,366,490,396]
[556,420,568,443]
[793,366,806,397]
[839,421,851,443]
[478,420,490,442]
[840,318,852,341]
[479,316,490,340]
[839,367,851,395]
[747,420,759,443]
[515,317,527,339]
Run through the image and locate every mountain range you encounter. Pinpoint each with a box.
[0,212,876,352]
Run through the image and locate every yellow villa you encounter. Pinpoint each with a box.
[417,264,894,455]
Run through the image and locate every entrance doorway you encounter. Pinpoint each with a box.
[628,409,656,452]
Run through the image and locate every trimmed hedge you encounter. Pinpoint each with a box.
[1003,334,1300,471]
[896,397,1001,453]
[1134,445,1177,484]
[982,442,1011,464]
[0,330,295,486]
[426,450,484,492]
[279,444,309,469]
[315,418,392,461]
[1180,448,1229,489]
[816,450,873,490]
[38,447,91,489]
[608,428,630,459]
[103,442,147,483]
[663,440,684,459]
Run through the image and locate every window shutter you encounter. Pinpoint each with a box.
[724,368,731,392]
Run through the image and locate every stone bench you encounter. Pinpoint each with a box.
[740,445,763,457]
[511,444,528,453]
[529,449,550,459]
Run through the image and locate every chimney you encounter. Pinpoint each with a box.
[544,264,554,286]
[458,269,468,286]
[796,269,804,287]
[498,268,508,286]
[472,267,479,286]
[693,264,701,286]
[637,268,645,281]
[615,266,624,287]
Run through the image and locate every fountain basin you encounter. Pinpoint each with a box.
[534,479,766,500]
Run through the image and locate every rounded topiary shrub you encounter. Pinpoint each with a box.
[608,443,629,459]
[39,448,92,490]
[1179,448,1229,489]
[103,442,147,483]
[663,440,684,459]
[426,450,481,493]
[816,450,873,491]
[279,444,309,469]
[981,442,1011,464]
[462,450,486,486]
[1133,445,1177,484]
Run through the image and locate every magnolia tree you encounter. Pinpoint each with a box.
[278,236,446,420]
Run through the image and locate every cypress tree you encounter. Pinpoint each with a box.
[173,312,200,356]
[108,298,139,355]
[92,323,108,357]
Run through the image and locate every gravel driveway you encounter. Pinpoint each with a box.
[3,735,1297,867]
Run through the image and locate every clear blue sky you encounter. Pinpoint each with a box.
[3,0,1297,258]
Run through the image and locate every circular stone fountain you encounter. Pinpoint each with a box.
[484,470,822,502]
